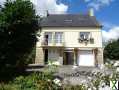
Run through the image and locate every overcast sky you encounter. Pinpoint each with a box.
[0,0,119,42]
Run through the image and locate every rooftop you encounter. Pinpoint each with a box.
[40,14,102,27]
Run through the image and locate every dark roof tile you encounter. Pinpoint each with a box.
[40,14,102,27]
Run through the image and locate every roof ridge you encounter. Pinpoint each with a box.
[47,13,90,16]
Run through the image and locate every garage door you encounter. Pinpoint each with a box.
[78,50,95,66]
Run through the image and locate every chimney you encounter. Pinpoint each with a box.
[88,8,94,16]
[46,10,49,16]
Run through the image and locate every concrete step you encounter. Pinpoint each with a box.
[26,64,45,72]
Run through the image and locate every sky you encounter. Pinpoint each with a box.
[0,0,119,42]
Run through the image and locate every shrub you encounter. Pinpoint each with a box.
[0,83,17,90]
[0,64,119,90]
[11,72,60,90]
[101,75,110,86]
[62,84,87,90]
[13,75,37,90]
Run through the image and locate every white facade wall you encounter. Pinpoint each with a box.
[37,27,103,48]
[35,27,103,65]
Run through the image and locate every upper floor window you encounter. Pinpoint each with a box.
[79,32,94,44]
[55,32,63,43]
[80,32,90,40]
[45,32,52,43]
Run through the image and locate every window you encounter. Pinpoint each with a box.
[80,32,90,40]
[45,32,52,43]
[78,32,94,44]
[64,19,72,23]
[55,32,63,43]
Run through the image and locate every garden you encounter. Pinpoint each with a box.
[0,63,119,90]
[0,0,119,90]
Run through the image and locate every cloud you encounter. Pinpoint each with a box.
[0,0,5,6]
[102,27,119,42]
[84,0,91,2]
[88,2,100,10]
[102,22,117,29]
[0,0,68,16]
[31,0,68,16]
[85,0,115,10]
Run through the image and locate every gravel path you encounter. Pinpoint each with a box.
[54,65,113,85]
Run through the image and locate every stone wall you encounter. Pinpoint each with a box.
[97,48,104,65]
[35,47,44,65]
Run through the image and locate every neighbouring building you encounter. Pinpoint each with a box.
[35,10,103,66]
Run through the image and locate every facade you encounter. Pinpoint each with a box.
[35,12,103,66]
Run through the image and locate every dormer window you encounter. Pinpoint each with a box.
[64,19,72,23]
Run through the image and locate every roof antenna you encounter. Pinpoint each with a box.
[46,10,50,16]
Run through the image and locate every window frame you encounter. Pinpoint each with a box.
[55,32,63,44]
[45,32,52,44]
[79,32,90,40]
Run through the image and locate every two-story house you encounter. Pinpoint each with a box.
[35,10,103,67]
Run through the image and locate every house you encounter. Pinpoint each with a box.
[35,10,103,67]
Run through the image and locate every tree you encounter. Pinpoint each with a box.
[104,39,119,61]
[0,0,39,74]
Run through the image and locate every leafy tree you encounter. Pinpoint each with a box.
[0,0,39,74]
[104,39,119,61]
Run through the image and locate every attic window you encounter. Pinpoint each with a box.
[64,19,72,23]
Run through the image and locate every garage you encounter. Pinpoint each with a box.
[78,50,95,66]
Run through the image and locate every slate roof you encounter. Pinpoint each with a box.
[40,14,102,27]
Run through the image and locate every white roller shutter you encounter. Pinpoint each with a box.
[78,50,95,66]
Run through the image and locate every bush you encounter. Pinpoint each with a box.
[13,75,37,90]
[0,65,119,90]
[62,84,87,90]
[0,83,17,90]
[0,72,87,90]
[10,72,60,90]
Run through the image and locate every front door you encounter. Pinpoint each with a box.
[44,49,48,64]
[78,50,95,66]
[64,52,74,65]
